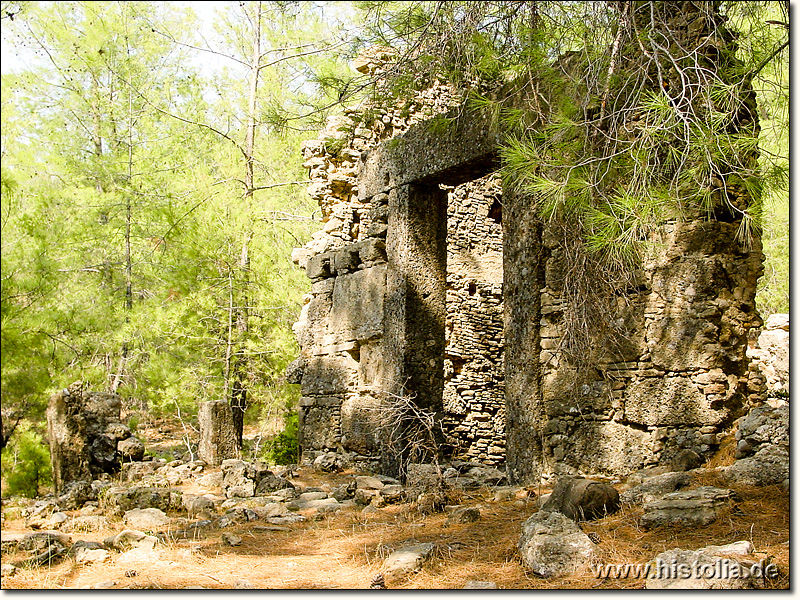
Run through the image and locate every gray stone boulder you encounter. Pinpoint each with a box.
[641,486,737,529]
[221,459,295,499]
[445,506,481,525]
[518,510,596,578]
[117,437,145,462]
[120,461,158,483]
[621,472,693,505]
[734,405,789,459]
[467,466,508,486]
[645,546,760,589]
[106,529,159,551]
[123,508,171,531]
[541,477,620,521]
[725,444,789,487]
[313,452,349,472]
[384,542,436,577]
[463,580,498,589]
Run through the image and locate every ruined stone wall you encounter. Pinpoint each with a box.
[442,175,505,464]
[506,219,764,482]
[289,65,463,461]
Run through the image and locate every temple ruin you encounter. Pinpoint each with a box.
[289,35,765,484]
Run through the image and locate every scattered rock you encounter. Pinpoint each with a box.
[74,546,110,565]
[384,542,436,577]
[518,510,596,578]
[355,476,385,490]
[221,533,243,547]
[445,506,481,526]
[234,579,254,589]
[734,405,789,459]
[669,449,704,472]
[725,444,789,487]
[123,508,171,531]
[541,477,620,521]
[221,459,294,499]
[467,466,507,486]
[463,580,497,589]
[118,437,146,462]
[645,547,759,589]
[18,531,72,553]
[621,472,693,505]
[641,486,738,529]
[313,452,348,472]
[100,485,182,517]
[700,541,753,556]
[107,529,159,551]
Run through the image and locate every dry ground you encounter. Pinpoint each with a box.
[0,418,790,589]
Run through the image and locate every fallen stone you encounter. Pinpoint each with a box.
[108,529,159,551]
[445,506,481,525]
[700,541,753,556]
[641,486,738,529]
[74,547,110,565]
[725,445,789,486]
[541,477,620,521]
[355,476,384,490]
[621,472,693,505]
[234,579,254,589]
[467,466,507,486]
[298,491,329,502]
[518,510,596,578]
[384,542,436,577]
[123,508,171,531]
[645,547,758,589]
[19,531,72,553]
[118,437,145,462]
[463,580,497,589]
[669,449,704,472]
[1,564,17,577]
[221,533,242,547]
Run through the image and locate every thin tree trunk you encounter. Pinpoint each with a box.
[229,0,262,448]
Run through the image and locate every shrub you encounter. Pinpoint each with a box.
[264,412,299,465]
[1,424,52,498]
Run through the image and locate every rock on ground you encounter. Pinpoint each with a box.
[621,472,693,505]
[645,547,759,589]
[123,508,171,531]
[518,510,596,578]
[541,477,620,521]
[384,542,436,577]
[640,486,737,529]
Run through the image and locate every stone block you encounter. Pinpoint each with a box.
[329,265,386,343]
[198,400,239,466]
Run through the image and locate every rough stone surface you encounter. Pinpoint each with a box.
[541,477,621,521]
[383,542,436,577]
[100,486,182,517]
[122,508,171,531]
[733,404,789,459]
[221,459,295,499]
[289,25,763,482]
[645,547,758,589]
[641,486,738,529]
[724,444,789,487]
[621,472,693,505]
[198,400,240,466]
[518,510,596,578]
[46,381,141,493]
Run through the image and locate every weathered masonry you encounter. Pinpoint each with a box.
[289,16,765,481]
[288,98,763,484]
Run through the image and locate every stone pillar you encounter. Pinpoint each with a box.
[46,381,93,495]
[198,400,240,466]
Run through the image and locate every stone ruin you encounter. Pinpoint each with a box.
[46,381,145,495]
[287,58,767,484]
